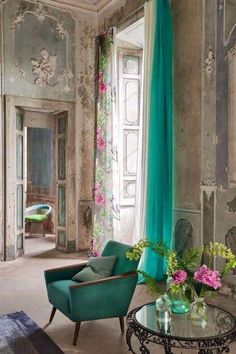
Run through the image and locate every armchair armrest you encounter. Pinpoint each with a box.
[68,271,138,322]
[44,262,87,284]
[69,271,137,289]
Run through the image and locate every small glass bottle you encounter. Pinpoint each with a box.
[155,293,172,325]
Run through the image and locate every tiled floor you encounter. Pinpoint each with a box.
[0,237,235,354]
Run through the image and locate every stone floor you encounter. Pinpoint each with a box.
[0,236,235,354]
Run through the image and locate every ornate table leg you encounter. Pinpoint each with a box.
[126,326,136,353]
[164,343,173,354]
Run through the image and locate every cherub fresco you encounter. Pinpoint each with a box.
[31,48,57,86]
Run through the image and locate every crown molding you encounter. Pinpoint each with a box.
[41,0,111,12]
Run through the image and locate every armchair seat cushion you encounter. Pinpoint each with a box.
[47,280,77,318]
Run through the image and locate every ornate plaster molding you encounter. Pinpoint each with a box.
[226,44,236,63]
[204,47,215,79]
[42,0,111,12]
[218,0,224,13]
[10,2,73,93]
[200,182,217,202]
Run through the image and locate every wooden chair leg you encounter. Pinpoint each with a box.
[73,322,81,346]
[49,306,57,323]
[119,316,125,334]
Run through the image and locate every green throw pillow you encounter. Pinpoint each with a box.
[72,255,117,282]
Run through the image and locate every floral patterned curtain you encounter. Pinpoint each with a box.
[91,30,114,255]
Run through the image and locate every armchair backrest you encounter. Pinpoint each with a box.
[101,240,139,275]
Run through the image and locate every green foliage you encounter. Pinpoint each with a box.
[98,32,113,71]
[148,241,169,258]
[138,270,163,295]
[99,208,106,219]
[95,166,105,185]
[93,222,102,238]
[97,112,107,127]
[180,248,203,270]
[99,55,107,71]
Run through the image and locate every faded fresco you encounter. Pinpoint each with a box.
[3,0,75,101]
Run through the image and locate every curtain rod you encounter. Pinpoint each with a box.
[113,0,149,30]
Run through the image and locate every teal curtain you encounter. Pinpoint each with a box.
[140,0,173,280]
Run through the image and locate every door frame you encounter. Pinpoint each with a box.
[4,95,76,260]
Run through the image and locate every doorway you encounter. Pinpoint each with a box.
[113,17,144,245]
[24,111,56,255]
[4,96,76,260]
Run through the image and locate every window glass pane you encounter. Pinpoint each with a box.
[17,185,23,229]
[16,111,23,131]
[16,135,23,179]
[123,55,140,75]
[58,185,66,226]
[58,138,66,180]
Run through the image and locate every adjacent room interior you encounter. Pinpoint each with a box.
[0,0,236,353]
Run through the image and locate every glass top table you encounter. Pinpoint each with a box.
[126,302,236,354]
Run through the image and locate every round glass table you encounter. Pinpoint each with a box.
[126,302,236,354]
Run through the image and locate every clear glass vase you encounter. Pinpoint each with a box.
[190,297,207,325]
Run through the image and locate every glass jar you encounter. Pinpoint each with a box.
[190,297,207,325]
[155,293,172,324]
[166,278,190,314]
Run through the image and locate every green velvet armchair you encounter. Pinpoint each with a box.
[44,240,139,346]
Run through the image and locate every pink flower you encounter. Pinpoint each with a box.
[98,81,107,93]
[91,250,100,257]
[95,192,105,206]
[193,265,222,290]
[89,239,100,257]
[172,270,187,284]
[97,136,106,150]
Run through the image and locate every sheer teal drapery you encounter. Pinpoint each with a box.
[140,0,173,280]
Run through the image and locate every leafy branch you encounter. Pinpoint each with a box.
[138,270,163,295]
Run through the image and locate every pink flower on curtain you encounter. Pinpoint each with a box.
[97,136,106,150]
[96,128,106,150]
[95,192,105,206]
[89,239,100,257]
[98,81,107,94]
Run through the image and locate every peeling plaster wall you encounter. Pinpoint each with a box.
[204,0,236,269]
[172,0,202,210]
[172,0,203,246]
[74,10,97,250]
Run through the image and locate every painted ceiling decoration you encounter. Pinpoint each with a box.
[47,0,112,12]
